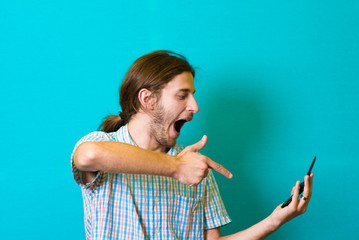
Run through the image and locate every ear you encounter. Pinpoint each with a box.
[138,88,156,111]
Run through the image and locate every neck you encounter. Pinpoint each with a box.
[127,113,168,153]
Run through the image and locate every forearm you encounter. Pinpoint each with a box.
[218,217,278,240]
[211,175,314,240]
[73,142,176,177]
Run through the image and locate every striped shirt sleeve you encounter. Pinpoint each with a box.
[204,169,232,229]
[71,131,113,189]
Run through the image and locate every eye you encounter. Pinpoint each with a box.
[177,94,187,100]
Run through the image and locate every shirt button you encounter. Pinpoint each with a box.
[154,197,159,203]
[155,229,159,235]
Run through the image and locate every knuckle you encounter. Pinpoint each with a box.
[214,163,222,170]
[184,146,194,153]
[199,162,208,170]
[192,178,201,186]
[199,155,206,162]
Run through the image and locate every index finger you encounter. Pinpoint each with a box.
[206,158,233,179]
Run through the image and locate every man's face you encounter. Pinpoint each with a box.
[149,71,199,149]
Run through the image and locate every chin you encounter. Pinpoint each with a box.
[167,135,178,148]
[157,135,177,150]
[167,139,177,148]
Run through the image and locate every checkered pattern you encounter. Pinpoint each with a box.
[71,124,231,239]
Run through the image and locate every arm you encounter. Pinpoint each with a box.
[73,135,233,185]
[205,174,314,240]
[73,141,176,181]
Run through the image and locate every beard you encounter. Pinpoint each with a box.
[149,101,177,149]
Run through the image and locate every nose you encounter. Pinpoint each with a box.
[187,95,199,113]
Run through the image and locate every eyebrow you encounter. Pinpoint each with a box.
[177,88,196,94]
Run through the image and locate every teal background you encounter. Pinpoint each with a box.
[1,0,358,239]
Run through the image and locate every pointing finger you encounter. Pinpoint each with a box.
[206,158,233,179]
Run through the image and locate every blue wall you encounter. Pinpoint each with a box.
[1,1,358,239]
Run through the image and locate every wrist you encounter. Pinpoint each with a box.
[265,215,281,233]
[167,155,179,180]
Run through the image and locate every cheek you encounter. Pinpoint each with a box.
[164,101,184,113]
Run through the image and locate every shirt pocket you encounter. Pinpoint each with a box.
[169,195,200,239]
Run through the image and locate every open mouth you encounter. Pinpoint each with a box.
[174,119,187,133]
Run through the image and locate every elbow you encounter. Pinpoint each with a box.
[73,142,99,172]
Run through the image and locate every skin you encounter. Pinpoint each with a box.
[73,71,314,239]
[206,174,314,239]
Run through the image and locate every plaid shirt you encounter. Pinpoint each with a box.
[71,124,231,239]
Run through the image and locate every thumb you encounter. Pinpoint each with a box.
[189,135,208,152]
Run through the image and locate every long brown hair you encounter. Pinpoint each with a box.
[99,50,195,133]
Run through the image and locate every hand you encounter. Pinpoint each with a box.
[173,135,233,186]
[268,173,314,230]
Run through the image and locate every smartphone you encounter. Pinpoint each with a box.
[281,156,316,208]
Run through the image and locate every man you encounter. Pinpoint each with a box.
[71,50,314,239]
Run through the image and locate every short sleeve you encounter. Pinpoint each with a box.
[203,170,231,229]
[71,131,114,188]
